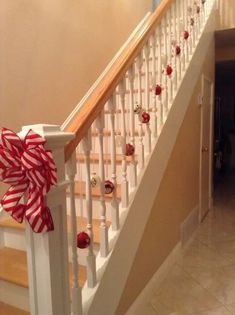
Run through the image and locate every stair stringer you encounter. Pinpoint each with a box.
[84,8,216,315]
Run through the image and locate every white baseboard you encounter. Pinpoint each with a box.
[181,205,199,247]
[125,242,181,315]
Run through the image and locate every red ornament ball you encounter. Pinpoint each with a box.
[104,180,115,194]
[184,31,189,40]
[175,45,181,55]
[125,143,135,156]
[166,65,173,76]
[77,232,90,249]
[155,84,162,96]
[141,112,150,124]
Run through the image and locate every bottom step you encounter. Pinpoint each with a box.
[0,302,29,315]
[0,247,87,312]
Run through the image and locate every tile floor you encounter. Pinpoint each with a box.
[135,173,235,315]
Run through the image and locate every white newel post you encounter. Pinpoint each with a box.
[20,124,74,315]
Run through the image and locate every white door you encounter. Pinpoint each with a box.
[199,75,213,222]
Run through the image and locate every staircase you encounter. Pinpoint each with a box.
[0,0,216,314]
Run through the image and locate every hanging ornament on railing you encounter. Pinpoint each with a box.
[166,65,173,76]
[141,112,150,124]
[134,103,143,115]
[125,143,135,156]
[90,172,100,188]
[175,45,181,56]
[184,31,190,40]
[77,231,90,249]
[104,180,115,194]
[188,6,193,13]
[196,5,200,14]
[155,84,162,96]
[0,128,57,233]
[190,17,195,26]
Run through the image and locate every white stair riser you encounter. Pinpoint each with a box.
[1,228,26,251]
[0,280,29,312]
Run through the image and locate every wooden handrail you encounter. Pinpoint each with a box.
[64,0,173,161]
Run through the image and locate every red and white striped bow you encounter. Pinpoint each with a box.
[0,128,57,233]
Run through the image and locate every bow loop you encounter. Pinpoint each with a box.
[0,128,57,233]
[0,128,23,156]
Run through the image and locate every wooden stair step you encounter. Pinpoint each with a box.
[0,216,111,245]
[0,302,29,315]
[77,153,136,164]
[0,247,87,288]
[73,181,121,200]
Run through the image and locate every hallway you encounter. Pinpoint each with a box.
[135,173,235,315]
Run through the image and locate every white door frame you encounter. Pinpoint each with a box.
[199,74,214,222]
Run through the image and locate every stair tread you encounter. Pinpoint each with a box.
[0,247,87,288]
[77,153,136,164]
[74,181,121,200]
[0,216,111,245]
[0,302,29,315]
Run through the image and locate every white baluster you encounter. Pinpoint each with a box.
[189,0,195,51]
[136,54,145,170]
[151,32,158,138]
[195,0,199,40]
[184,0,189,64]
[143,42,152,153]
[167,9,173,104]
[197,1,201,33]
[187,0,193,57]
[157,25,164,129]
[118,79,129,208]
[172,1,178,94]
[95,112,109,257]
[162,17,169,118]
[108,96,119,230]
[66,153,82,315]
[127,65,138,188]
[180,0,186,72]
[82,132,96,288]
[176,0,182,82]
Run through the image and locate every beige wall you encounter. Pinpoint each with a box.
[216,0,235,30]
[116,41,215,315]
[0,1,151,199]
[0,0,151,132]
